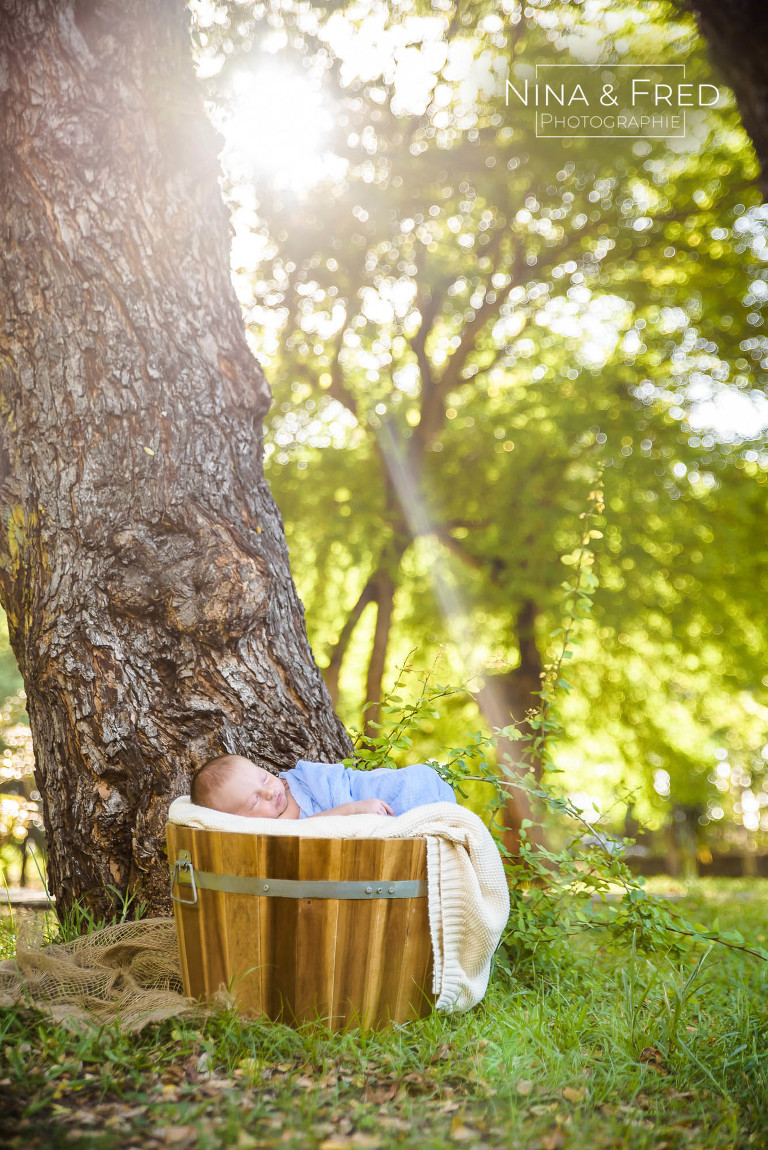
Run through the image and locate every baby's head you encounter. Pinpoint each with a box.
[191,754,296,819]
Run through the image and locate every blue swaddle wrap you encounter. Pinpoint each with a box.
[278,761,456,819]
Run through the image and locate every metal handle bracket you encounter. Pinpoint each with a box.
[170,850,198,906]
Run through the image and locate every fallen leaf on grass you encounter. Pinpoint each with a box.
[400,1072,432,1092]
[201,1077,237,1091]
[363,1081,397,1104]
[667,1117,706,1132]
[234,1134,260,1150]
[541,1129,565,1150]
[151,1126,197,1146]
[529,1104,558,1117]
[516,1079,533,1096]
[639,1047,668,1075]
[562,1086,586,1104]
[237,1058,260,1080]
[450,1123,481,1143]
[179,1055,205,1085]
[60,1109,99,1126]
[377,1117,410,1133]
[319,1136,383,1150]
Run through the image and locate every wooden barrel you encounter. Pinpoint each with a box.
[166,824,434,1029]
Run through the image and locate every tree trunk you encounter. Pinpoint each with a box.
[0,0,350,917]
[363,569,397,735]
[476,600,544,855]
[323,574,377,707]
[682,0,768,198]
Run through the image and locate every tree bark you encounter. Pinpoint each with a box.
[682,0,768,198]
[0,0,350,916]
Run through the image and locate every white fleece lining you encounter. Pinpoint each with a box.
[167,797,510,1012]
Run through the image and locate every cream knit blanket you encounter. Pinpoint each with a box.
[167,797,510,1012]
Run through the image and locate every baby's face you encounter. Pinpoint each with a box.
[213,757,293,819]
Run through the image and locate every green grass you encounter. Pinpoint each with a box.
[1,880,767,1149]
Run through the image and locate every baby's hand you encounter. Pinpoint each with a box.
[308,799,395,819]
[352,799,394,816]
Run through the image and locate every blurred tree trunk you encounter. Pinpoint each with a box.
[683,0,768,197]
[324,575,377,707]
[362,506,410,734]
[0,0,350,917]
[363,570,397,735]
[476,600,543,855]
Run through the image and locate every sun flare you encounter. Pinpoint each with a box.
[222,66,339,192]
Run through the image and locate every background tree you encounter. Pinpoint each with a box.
[0,0,350,916]
[682,0,768,198]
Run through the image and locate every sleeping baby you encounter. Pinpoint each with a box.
[190,754,456,819]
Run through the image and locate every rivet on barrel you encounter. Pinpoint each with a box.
[365,886,372,894]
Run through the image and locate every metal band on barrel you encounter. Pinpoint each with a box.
[170,852,426,905]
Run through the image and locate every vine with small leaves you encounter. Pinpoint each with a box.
[521,469,605,779]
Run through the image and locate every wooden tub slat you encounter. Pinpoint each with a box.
[396,840,434,1021]
[375,838,432,1023]
[359,840,391,1026]
[219,829,265,1008]
[264,836,299,1021]
[167,826,200,998]
[206,831,231,997]
[332,838,378,1027]
[293,837,341,1025]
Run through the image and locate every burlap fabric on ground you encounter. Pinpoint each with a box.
[0,918,200,1032]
